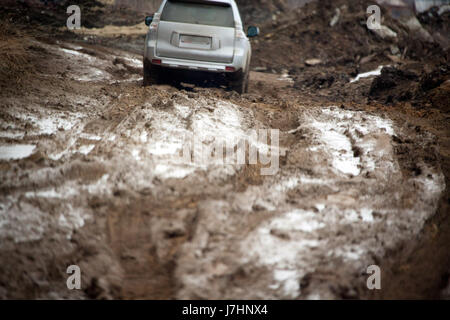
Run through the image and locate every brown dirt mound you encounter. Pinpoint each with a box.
[250,0,448,74]
[0,22,35,86]
[369,66,419,103]
[368,64,450,111]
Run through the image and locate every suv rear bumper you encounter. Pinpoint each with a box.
[144,40,248,73]
[150,57,232,73]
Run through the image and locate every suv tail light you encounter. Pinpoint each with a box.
[235,29,246,40]
[149,13,161,38]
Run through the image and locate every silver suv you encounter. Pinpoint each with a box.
[143,0,259,93]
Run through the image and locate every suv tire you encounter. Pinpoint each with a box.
[143,59,161,86]
[228,69,249,94]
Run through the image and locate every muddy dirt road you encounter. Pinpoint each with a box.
[0,0,449,300]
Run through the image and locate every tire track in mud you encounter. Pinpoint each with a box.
[82,89,444,299]
[87,84,274,299]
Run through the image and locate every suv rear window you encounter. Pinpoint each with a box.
[161,0,235,28]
